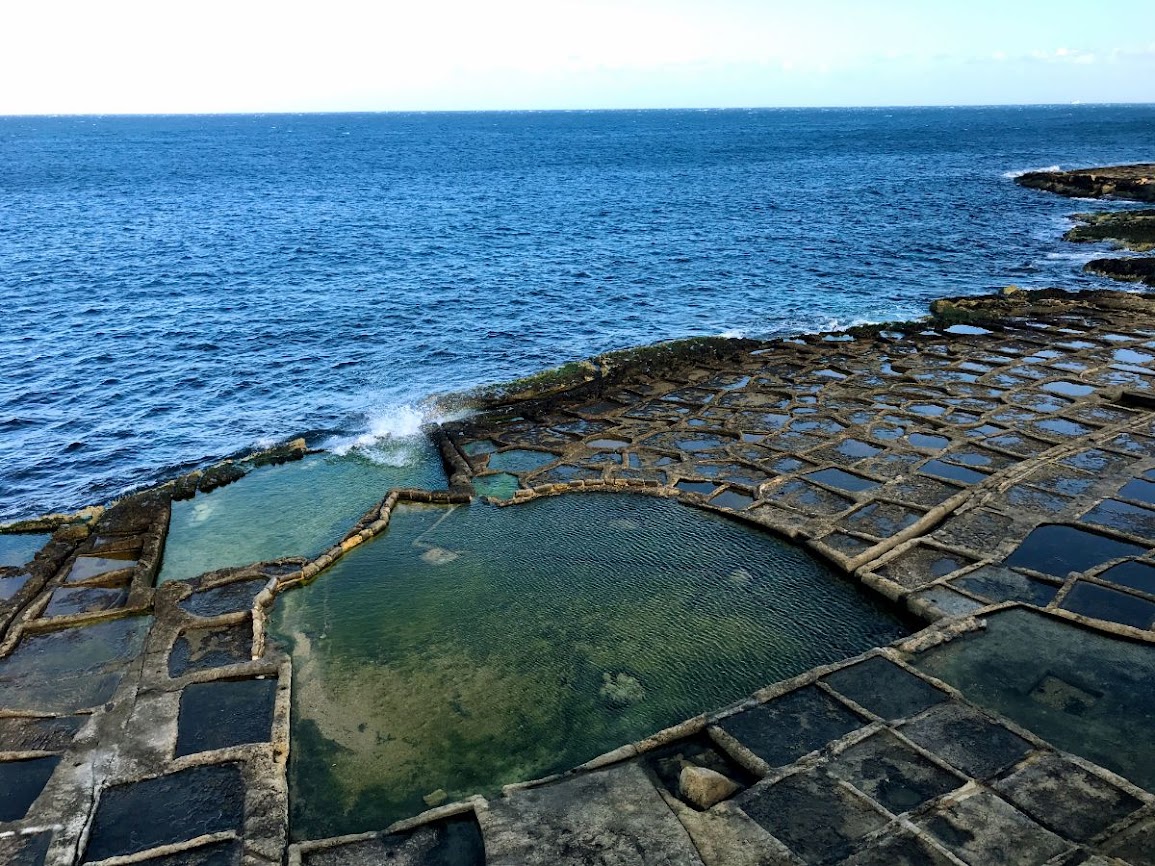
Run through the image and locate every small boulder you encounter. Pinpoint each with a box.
[678,765,741,810]
[423,788,448,808]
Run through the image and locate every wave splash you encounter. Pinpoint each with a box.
[1002,165,1062,179]
[324,402,443,466]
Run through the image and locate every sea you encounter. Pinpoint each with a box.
[2,104,1153,521]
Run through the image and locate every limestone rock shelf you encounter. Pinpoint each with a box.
[1016,163,1155,202]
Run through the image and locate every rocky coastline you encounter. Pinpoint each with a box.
[1,168,1155,866]
[1018,163,1155,291]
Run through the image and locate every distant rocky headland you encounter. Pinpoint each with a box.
[1018,163,1155,287]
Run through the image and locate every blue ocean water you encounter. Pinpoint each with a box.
[1,105,1153,521]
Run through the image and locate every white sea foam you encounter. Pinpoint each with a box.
[1002,165,1062,179]
[718,328,746,339]
[324,403,433,464]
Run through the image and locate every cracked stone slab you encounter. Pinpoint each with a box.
[898,700,1034,780]
[821,656,949,721]
[991,753,1146,843]
[479,761,705,866]
[735,769,889,864]
[1098,814,1155,865]
[838,828,959,866]
[915,787,1073,866]
[825,729,966,815]
[715,685,867,767]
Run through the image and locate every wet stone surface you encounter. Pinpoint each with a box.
[0,832,53,866]
[179,578,269,617]
[168,622,253,677]
[0,616,150,713]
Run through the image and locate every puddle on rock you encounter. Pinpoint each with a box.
[160,449,446,584]
[486,449,556,473]
[66,554,137,584]
[180,579,269,618]
[83,763,246,862]
[912,608,1155,792]
[176,678,278,757]
[43,586,128,618]
[270,494,908,839]
[1004,524,1145,578]
[920,460,988,485]
[0,573,31,601]
[0,617,150,713]
[169,623,252,677]
[0,534,50,568]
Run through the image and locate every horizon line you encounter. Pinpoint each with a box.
[3,101,1154,119]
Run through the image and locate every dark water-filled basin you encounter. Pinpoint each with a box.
[159,449,446,583]
[912,608,1155,792]
[270,493,908,839]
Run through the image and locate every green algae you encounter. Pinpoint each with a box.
[159,447,446,583]
[269,494,908,839]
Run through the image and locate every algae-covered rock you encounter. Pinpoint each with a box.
[599,672,645,707]
[1065,210,1155,252]
[679,764,741,809]
[247,437,308,468]
[1084,257,1155,287]
[198,461,246,494]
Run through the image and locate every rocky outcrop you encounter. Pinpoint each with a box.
[1016,164,1155,202]
[1084,256,1155,287]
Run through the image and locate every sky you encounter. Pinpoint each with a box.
[2,0,1154,114]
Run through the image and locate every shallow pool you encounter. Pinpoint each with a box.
[270,493,908,839]
[159,447,446,583]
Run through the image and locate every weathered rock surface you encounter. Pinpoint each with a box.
[1016,164,1155,202]
[480,762,705,866]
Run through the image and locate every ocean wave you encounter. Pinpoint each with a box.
[718,328,747,339]
[1002,165,1062,179]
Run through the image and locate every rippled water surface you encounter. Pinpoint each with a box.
[270,494,909,838]
[3,106,1154,519]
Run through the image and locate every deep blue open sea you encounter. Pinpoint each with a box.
[2,105,1154,520]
